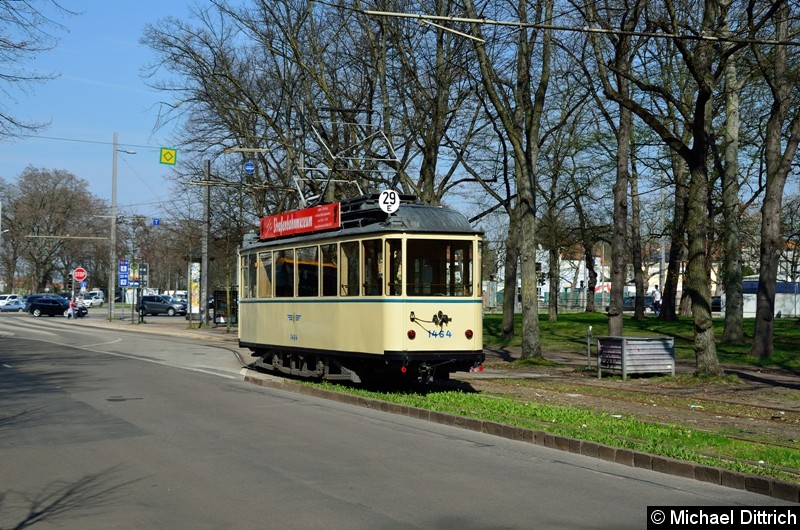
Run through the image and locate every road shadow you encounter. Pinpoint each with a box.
[0,466,144,529]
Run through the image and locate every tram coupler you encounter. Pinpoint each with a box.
[470,361,484,373]
[417,363,434,384]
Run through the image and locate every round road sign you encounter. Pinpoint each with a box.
[73,267,87,282]
[244,161,255,175]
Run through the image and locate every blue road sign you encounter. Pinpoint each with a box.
[118,259,129,288]
[244,161,255,175]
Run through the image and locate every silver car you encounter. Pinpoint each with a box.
[82,294,104,307]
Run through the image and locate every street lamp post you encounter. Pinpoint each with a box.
[107,132,136,321]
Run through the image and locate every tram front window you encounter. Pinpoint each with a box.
[406,239,473,296]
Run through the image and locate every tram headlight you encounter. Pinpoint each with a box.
[407,329,416,340]
[465,329,473,340]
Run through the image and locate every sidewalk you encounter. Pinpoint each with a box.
[80,313,241,345]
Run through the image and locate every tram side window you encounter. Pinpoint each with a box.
[240,255,251,299]
[275,249,294,297]
[362,239,383,296]
[296,246,319,297]
[257,251,272,298]
[340,241,359,297]
[321,244,337,297]
[406,239,473,296]
[386,239,402,296]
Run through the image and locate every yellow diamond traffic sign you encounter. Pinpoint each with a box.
[160,148,177,165]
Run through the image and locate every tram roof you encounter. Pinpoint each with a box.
[241,194,482,250]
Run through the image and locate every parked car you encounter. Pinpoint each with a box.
[136,295,187,316]
[86,289,105,302]
[0,293,20,306]
[23,294,56,311]
[29,296,70,317]
[712,295,722,312]
[0,299,25,312]
[82,293,104,307]
[606,295,655,313]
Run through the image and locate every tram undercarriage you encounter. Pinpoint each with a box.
[250,349,483,384]
[253,350,362,383]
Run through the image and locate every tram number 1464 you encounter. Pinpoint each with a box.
[429,330,453,339]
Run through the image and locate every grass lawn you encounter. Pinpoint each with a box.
[482,311,800,372]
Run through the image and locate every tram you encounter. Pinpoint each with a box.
[237,193,485,383]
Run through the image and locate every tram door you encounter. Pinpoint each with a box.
[274,249,296,344]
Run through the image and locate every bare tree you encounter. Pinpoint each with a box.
[0,0,72,139]
[6,167,96,292]
[749,0,800,359]
[461,0,555,359]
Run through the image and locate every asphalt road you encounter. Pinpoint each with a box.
[0,314,792,529]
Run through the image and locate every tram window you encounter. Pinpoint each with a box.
[386,239,402,296]
[321,244,337,297]
[451,245,474,295]
[296,246,319,297]
[258,251,272,298]
[406,239,474,296]
[340,241,359,297]
[362,239,383,296]
[240,255,251,299]
[275,249,294,297]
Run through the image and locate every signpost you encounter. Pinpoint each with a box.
[244,161,255,175]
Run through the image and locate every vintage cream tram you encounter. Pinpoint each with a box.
[237,193,485,383]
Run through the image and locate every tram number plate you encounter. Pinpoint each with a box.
[428,330,453,339]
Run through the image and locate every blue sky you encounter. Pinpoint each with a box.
[0,1,198,219]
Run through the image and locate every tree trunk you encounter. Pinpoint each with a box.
[548,247,559,322]
[660,153,689,322]
[584,246,598,313]
[501,210,520,342]
[607,101,631,337]
[686,159,722,376]
[720,52,744,344]
[630,154,645,319]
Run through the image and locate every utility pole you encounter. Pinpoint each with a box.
[201,159,210,327]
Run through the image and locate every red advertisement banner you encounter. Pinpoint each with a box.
[260,202,341,240]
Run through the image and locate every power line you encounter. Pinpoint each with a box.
[363,10,800,47]
[18,134,161,151]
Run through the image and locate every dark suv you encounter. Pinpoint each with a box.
[29,296,70,317]
[136,295,187,316]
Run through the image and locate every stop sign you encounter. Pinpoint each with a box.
[73,267,87,282]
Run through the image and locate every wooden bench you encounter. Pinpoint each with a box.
[596,336,675,380]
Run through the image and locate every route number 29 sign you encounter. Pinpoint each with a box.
[379,189,400,214]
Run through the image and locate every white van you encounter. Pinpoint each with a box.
[86,290,105,301]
